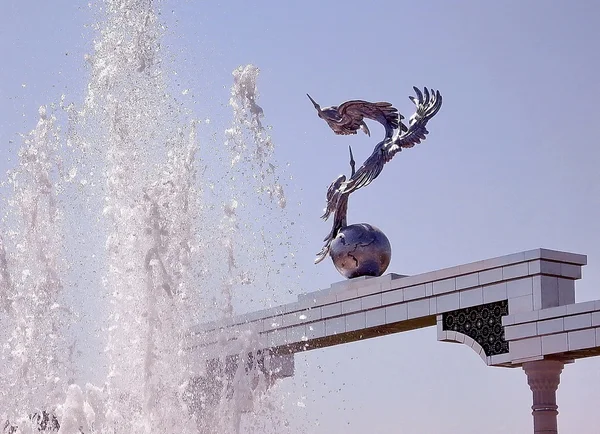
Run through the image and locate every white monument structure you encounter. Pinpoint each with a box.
[189,248,599,434]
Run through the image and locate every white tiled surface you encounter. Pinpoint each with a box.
[568,329,596,351]
[345,312,366,332]
[509,295,534,314]
[483,282,507,303]
[456,273,479,290]
[503,262,529,280]
[386,304,408,323]
[436,293,459,312]
[190,249,594,368]
[432,278,456,295]
[542,334,568,354]
[404,284,426,301]
[479,268,503,285]
[564,313,592,331]
[366,308,385,327]
[459,287,483,308]
[408,299,430,319]
[537,318,564,335]
[505,323,537,340]
[510,337,542,360]
[506,277,533,298]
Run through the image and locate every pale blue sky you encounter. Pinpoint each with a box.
[2,1,600,433]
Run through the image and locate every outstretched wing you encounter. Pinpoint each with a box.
[337,100,403,137]
[338,87,443,196]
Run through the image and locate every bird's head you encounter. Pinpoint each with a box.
[306,94,324,118]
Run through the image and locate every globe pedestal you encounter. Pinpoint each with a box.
[329,223,391,279]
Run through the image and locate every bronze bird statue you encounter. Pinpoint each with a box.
[306,94,407,139]
[315,87,442,264]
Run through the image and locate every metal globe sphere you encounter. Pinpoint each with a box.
[329,223,391,279]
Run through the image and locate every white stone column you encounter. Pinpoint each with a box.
[522,360,564,434]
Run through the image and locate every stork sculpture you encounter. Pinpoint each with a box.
[309,87,442,276]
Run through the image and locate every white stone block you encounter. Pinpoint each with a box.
[463,335,475,349]
[345,312,366,332]
[307,321,325,339]
[566,301,596,315]
[286,325,307,343]
[361,293,382,310]
[490,353,512,366]
[325,317,346,335]
[314,293,337,306]
[564,313,592,331]
[386,303,408,323]
[430,297,437,315]
[503,262,529,280]
[437,328,447,340]
[280,312,299,327]
[542,333,568,354]
[356,282,382,297]
[366,308,386,327]
[508,295,533,314]
[425,282,433,296]
[523,249,543,261]
[264,316,283,331]
[539,249,587,265]
[537,318,564,335]
[528,260,541,275]
[267,330,288,348]
[458,260,486,275]
[510,337,542,359]
[381,289,403,305]
[483,282,507,303]
[456,273,479,290]
[561,263,582,279]
[568,329,596,351]
[506,277,533,298]
[341,298,361,314]
[592,312,600,327]
[536,276,559,309]
[479,268,503,285]
[596,327,600,346]
[404,284,426,301]
[502,315,514,326]
[433,278,456,295]
[558,278,575,305]
[454,331,466,343]
[302,307,322,322]
[511,310,539,324]
[505,323,537,341]
[445,330,457,342]
[321,303,342,318]
[335,288,358,302]
[459,287,483,308]
[436,292,460,312]
[538,305,567,320]
[539,260,562,276]
[408,299,430,319]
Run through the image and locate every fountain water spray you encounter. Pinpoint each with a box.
[0,1,300,433]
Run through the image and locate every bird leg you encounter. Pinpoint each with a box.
[348,145,356,177]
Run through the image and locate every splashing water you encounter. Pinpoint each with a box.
[0,1,300,433]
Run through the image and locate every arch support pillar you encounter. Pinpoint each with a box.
[522,360,564,434]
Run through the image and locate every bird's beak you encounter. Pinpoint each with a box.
[306,93,321,112]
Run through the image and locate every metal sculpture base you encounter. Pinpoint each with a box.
[329,223,391,279]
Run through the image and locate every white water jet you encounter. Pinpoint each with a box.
[0,1,300,433]
[0,106,72,431]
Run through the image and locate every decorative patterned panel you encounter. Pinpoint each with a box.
[442,300,509,356]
